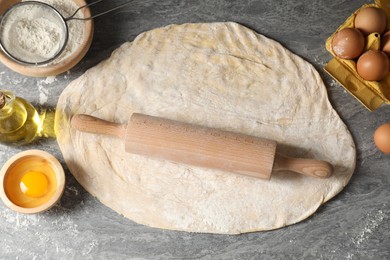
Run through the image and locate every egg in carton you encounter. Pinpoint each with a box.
[325,0,390,111]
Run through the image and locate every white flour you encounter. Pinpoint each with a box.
[352,208,388,247]
[1,0,85,65]
[14,15,63,62]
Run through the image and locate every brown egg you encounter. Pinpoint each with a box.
[381,31,390,57]
[332,28,365,59]
[356,50,389,81]
[374,123,390,154]
[355,7,387,36]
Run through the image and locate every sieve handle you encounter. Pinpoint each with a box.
[66,0,132,21]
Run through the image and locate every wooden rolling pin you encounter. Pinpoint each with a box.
[71,114,333,179]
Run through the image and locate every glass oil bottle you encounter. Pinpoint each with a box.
[0,90,41,145]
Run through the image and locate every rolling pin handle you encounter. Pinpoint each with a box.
[71,114,126,139]
[273,154,333,178]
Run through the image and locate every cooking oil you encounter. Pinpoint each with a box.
[39,108,56,138]
[0,90,41,145]
[3,156,57,208]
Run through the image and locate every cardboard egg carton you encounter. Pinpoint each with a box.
[325,0,390,111]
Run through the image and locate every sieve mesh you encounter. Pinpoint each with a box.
[0,1,68,65]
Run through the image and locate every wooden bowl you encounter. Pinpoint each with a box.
[0,0,94,77]
[0,150,65,214]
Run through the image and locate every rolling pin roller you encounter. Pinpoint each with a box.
[71,113,333,179]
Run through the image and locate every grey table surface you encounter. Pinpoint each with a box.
[0,0,389,259]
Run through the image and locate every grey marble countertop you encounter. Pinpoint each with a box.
[1,0,389,259]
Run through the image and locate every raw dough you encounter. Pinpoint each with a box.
[56,22,356,234]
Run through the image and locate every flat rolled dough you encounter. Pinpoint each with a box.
[56,22,356,234]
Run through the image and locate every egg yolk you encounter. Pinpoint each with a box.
[20,171,49,198]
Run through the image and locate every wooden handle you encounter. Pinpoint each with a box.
[71,114,126,139]
[273,154,333,178]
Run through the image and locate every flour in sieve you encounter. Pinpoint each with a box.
[1,0,85,65]
[12,17,63,62]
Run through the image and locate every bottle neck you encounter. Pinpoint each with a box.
[0,92,5,109]
[0,91,16,116]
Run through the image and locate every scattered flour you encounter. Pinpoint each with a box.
[0,205,82,257]
[353,207,388,247]
[82,240,99,255]
[38,86,49,105]
[329,79,340,88]
[1,207,41,229]
[37,76,57,105]
[44,75,57,84]
[313,54,327,67]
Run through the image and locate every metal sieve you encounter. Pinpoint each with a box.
[0,0,131,65]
